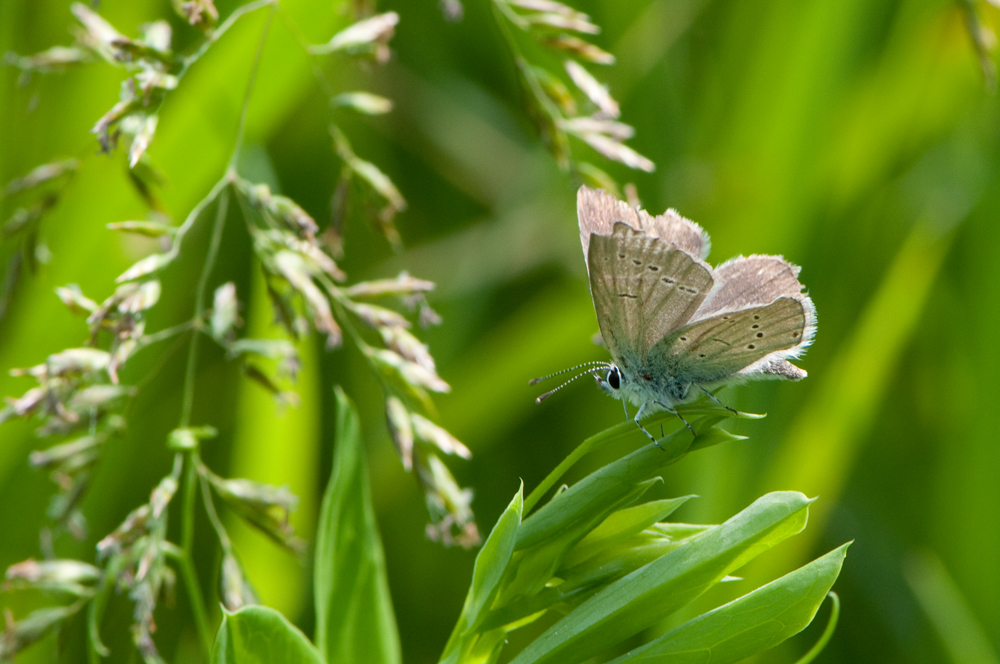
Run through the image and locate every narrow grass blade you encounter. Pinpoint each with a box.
[313,387,401,664]
[439,484,524,664]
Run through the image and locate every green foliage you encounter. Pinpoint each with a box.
[440,405,848,664]
[313,388,401,664]
[212,606,323,664]
[2,0,1000,662]
[604,550,845,664]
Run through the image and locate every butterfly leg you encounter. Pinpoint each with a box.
[696,385,738,414]
[653,400,696,437]
[631,402,662,450]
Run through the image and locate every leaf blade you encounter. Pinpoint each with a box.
[509,491,813,664]
[313,387,401,664]
[607,543,849,663]
[211,605,323,664]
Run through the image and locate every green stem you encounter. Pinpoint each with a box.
[173,184,230,659]
[199,466,233,554]
[178,0,276,77]
[229,3,276,171]
[86,575,114,663]
[793,592,841,664]
[522,412,671,514]
[275,3,337,102]
[171,176,230,258]
[181,451,199,554]
[179,187,230,427]
[137,319,196,350]
[162,541,214,656]
[489,0,567,151]
[522,400,759,514]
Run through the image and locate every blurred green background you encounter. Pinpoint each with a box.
[2,0,1000,662]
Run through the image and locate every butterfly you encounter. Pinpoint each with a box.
[533,186,816,444]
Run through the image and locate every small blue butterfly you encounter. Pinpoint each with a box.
[533,186,816,444]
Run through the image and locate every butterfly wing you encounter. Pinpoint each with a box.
[588,222,713,360]
[651,296,809,385]
[578,186,710,270]
[694,255,806,319]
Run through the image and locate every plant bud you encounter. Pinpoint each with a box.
[385,397,414,471]
[411,414,471,459]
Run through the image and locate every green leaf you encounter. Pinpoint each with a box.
[606,543,850,663]
[517,420,738,550]
[560,496,694,569]
[313,387,401,664]
[211,605,323,664]
[509,491,814,664]
[439,483,524,664]
[499,478,663,603]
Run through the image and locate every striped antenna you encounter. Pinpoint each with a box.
[529,361,611,386]
[534,366,607,403]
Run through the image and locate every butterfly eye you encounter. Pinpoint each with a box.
[606,367,621,390]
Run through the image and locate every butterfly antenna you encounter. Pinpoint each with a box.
[529,361,610,386]
[534,367,606,403]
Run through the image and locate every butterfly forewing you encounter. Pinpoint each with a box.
[588,222,713,359]
[656,296,807,384]
[577,186,710,268]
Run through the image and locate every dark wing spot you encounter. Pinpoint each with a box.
[648,265,659,271]
[747,344,756,349]
[722,316,730,320]
[679,336,687,341]
[662,277,675,284]
[752,324,760,329]
[642,373,653,381]
[618,253,626,259]
[632,259,642,265]
[753,315,760,320]
[756,332,764,338]
[792,331,799,337]
[681,286,697,294]
[699,353,706,358]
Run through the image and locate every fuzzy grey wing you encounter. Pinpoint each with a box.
[694,255,805,320]
[653,296,808,385]
[588,223,713,360]
[578,186,710,269]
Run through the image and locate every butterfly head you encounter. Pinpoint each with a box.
[595,364,623,395]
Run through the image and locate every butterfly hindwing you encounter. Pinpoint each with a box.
[653,296,807,385]
[588,223,713,359]
[694,255,805,319]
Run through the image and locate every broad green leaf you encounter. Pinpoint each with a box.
[439,484,523,664]
[516,420,740,550]
[509,492,813,664]
[211,605,322,664]
[606,543,849,663]
[313,387,401,664]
